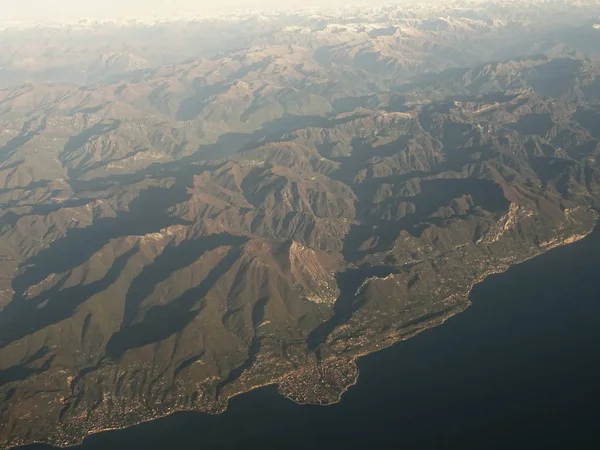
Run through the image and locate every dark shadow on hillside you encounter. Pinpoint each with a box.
[216,298,266,396]
[0,180,52,203]
[0,248,137,351]
[393,67,469,93]
[331,94,386,114]
[106,243,247,360]
[10,184,192,298]
[529,58,582,99]
[506,113,554,137]
[119,233,248,328]
[176,82,228,121]
[63,120,121,156]
[0,131,38,164]
[239,166,276,208]
[351,136,413,161]
[530,156,589,195]
[66,113,349,192]
[343,177,510,260]
[307,266,399,354]
[369,26,398,38]
[66,108,377,193]
[0,348,55,387]
[574,107,600,140]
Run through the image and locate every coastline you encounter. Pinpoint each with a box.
[9,224,595,450]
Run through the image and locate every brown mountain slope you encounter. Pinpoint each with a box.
[1,81,599,447]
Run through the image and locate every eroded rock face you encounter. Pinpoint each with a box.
[2,3,600,446]
[287,241,341,304]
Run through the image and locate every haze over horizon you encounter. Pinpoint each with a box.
[1,0,415,24]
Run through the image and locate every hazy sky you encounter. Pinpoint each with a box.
[1,0,403,23]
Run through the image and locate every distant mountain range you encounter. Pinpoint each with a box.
[2,1,600,448]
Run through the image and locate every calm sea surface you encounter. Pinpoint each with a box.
[21,227,600,450]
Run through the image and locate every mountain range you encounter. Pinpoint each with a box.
[2,1,600,448]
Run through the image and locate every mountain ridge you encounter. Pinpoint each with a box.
[2,2,600,448]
